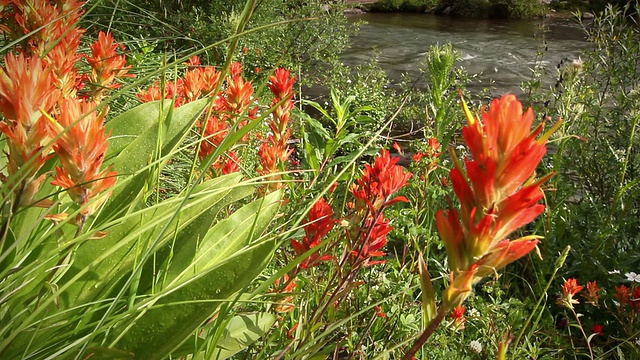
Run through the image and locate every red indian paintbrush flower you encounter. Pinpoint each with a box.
[222,63,254,115]
[267,68,296,139]
[347,149,412,266]
[632,287,640,312]
[86,31,134,100]
[351,214,393,266]
[0,53,60,184]
[592,324,604,335]
[557,278,584,309]
[49,98,117,216]
[258,68,296,191]
[450,306,466,329]
[351,149,412,211]
[291,197,336,268]
[438,94,560,308]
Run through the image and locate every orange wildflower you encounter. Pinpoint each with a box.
[450,306,466,329]
[437,94,560,308]
[583,281,601,305]
[86,31,134,100]
[220,151,240,175]
[272,274,297,313]
[616,285,630,306]
[557,278,583,309]
[43,26,85,98]
[267,68,296,140]
[0,53,59,183]
[184,55,201,66]
[291,198,335,269]
[257,68,296,191]
[182,67,204,103]
[0,0,84,54]
[222,70,254,116]
[200,66,221,96]
[50,98,117,216]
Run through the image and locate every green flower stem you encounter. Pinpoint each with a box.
[512,245,570,354]
[569,305,594,359]
[402,303,449,360]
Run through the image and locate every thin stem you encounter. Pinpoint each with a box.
[0,180,25,263]
[402,303,449,360]
[570,306,594,359]
[513,245,570,352]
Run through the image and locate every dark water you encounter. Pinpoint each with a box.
[343,13,591,95]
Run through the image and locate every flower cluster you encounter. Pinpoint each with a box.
[615,284,640,312]
[290,198,336,269]
[258,68,296,191]
[556,277,640,342]
[0,0,130,217]
[138,61,298,181]
[437,94,560,308]
[86,31,134,100]
[138,58,264,175]
[49,99,118,216]
[291,149,411,269]
[348,149,411,266]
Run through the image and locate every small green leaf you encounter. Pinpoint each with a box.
[418,253,437,324]
[207,313,277,360]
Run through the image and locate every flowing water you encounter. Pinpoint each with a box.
[343,13,592,95]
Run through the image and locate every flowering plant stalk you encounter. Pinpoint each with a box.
[404,94,561,359]
[268,146,412,357]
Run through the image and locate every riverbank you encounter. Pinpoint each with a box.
[345,0,600,19]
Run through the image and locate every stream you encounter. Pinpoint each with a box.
[343,12,592,96]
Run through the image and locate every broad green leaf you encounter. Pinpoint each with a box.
[99,98,211,223]
[59,173,247,309]
[105,100,173,159]
[205,312,276,360]
[167,191,281,288]
[112,189,280,357]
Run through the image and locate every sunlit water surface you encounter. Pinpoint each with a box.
[343,13,591,95]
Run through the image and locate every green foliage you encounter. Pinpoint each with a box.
[4,0,640,358]
[0,95,282,358]
[368,0,439,12]
[92,0,353,84]
[367,0,543,18]
[450,0,544,18]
